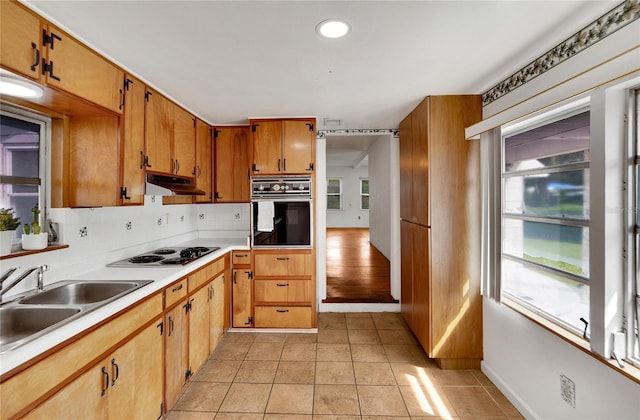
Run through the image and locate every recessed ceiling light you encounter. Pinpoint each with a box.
[0,77,43,98]
[316,18,351,39]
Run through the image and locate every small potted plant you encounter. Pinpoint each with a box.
[22,205,48,250]
[0,208,21,256]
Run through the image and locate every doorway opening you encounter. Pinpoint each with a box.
[322,133,397,304]
[324,227,396,303]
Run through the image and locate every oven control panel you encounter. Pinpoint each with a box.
[251,176,312,198]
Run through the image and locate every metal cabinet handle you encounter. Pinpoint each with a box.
[277,159,281,172]
[276,257,290,261]
[168,316,174,337]
[276,283,289,287]
[276,309,289,313]
[101,366,109,396]
[172,284,183,293]
[111,358,119,386]
[30,42,40,71]
[233,271,237,284]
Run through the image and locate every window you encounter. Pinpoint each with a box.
[360,178,369,210]
[501,105,591,336]
[630,88,640,365]
[327,178,342,210]
[0,107,48,242]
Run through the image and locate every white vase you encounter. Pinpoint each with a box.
[21,233,48,250]
[0,230,15,256]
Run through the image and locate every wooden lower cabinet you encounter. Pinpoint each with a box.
[24,319,163,419]
[165,299,189,410]
[232,268,253,327]
[254,306,313,328]
[252,249,315,329]
[210,274,225,351]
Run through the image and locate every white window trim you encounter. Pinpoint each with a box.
[327,177,343,211]
[0,104,50,243]
[360,178,369,210]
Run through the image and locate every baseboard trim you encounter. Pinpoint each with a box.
[481,360,538,419]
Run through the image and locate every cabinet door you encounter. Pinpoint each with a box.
[165,302,189,410]
[44,24,123,113]
[0,1,42,82]
[412,224,430,353]
[145,87,174,174]
[23,361,106,419]
[251,120,281,174]
[214,126,250,202]
[108,320,163,419]
[68,116,119,207]
[189,287,210,376]
[282,120,315,173]
[232,269,253,327]
[412,98,430,226]
[399,115,413,221]
[173,106,196,176]
[400,220,414,328]
[194,119,213,203]
[210,274,225,351]
[120,75,146,205]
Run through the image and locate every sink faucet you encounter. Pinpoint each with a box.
[0,265,49,299]
[0,266,20,288]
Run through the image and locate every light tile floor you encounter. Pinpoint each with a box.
[167,312,523,419]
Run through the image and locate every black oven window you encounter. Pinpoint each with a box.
[252,201,311,246]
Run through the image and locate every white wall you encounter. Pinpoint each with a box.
[0,199,248,298]
[326,165,369,228]
[479,17,640,420]
[368,136,392,260]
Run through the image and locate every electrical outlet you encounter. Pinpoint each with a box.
[560,374,576,408]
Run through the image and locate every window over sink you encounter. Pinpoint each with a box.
[0,105,49,243]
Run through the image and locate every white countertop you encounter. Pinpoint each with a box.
[0,237,248,376]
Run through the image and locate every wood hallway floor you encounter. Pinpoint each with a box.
[323,228,397,303]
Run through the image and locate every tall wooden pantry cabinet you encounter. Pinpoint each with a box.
[399,95,483,369]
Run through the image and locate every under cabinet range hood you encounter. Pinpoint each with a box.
[145,172,205,196]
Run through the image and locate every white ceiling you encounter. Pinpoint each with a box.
[23,0,617,165]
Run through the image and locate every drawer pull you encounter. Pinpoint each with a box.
[276,283,289,287]
[276,309,289,313]
[101,366,109,396]
[236,253,248,258]
[276,257,290,261]
[171,284,183,293]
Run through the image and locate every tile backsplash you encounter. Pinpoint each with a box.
[0,198,250,297]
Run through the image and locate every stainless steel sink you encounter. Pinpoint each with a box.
[0,306,82,349]
[19,281,148,305]
[0,279,152,353]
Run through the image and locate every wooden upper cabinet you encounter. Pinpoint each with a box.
[173,106,196,177]
[251,120,282,174]
[194,119,213,203]
[120,75,146,205]
[412,98,429,226]
[68,116,119,207]
[282,120,315,173]
[0,1,43,82]
[43,24,123,113]
[250,118,315,175]
[214,126,250,202]
[144,87,174,174]
[1,2,123,113]
[399,114,413,222]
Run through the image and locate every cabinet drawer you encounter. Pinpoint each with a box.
[232,251,251,266]
[254,252,312,277]
[165,278,187,308]
[188,257,225,291]
[254,280,311,303]
[254,306,312,328]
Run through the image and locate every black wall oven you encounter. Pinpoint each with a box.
[251,176,312,248]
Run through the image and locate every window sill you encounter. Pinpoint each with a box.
[0,244,69,260]
[503,298,640,385]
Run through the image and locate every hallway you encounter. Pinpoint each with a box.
[324,228,397,303]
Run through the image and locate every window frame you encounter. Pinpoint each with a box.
[360,178,369,210]
[500,99,592,338]
[627,87,640,367]
[326,177,343,210]
[0,104,50,243]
